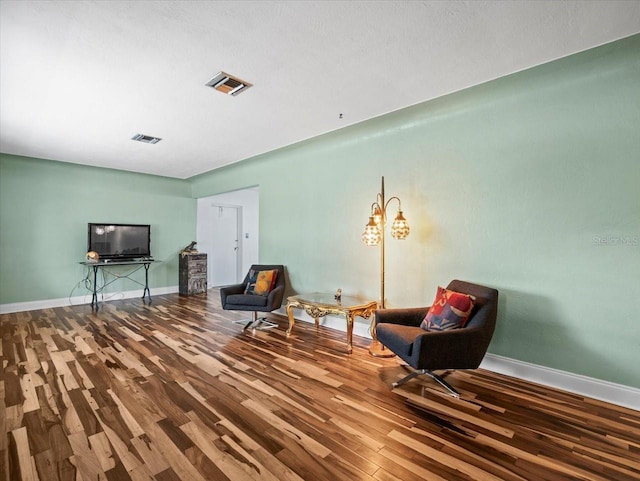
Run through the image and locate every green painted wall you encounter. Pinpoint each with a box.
[0,155,195,304]
[191,35,640,388]
[1,35,638,388]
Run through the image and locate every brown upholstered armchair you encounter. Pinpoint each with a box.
[220,264,286,330]
[375,279,499,397]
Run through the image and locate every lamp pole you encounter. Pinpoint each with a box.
[379,176,387,309]
[362,176,410,356]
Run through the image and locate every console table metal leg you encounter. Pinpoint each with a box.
[142,263,152,303]
[91,266,99,310]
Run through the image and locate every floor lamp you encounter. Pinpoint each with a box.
[361,176,410,357]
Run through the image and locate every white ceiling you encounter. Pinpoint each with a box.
[1,1,639,179]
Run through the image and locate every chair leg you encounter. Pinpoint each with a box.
[392,368,461,398]
[392,369,425,388]
[232,312,257,330]
[251,316,278,330]
[424,370,461,398]
[232,312,278,331]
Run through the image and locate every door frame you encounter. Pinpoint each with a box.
[196,187,260,287]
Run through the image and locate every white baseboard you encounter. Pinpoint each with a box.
[0,286,179,314]
[480,353,640,411]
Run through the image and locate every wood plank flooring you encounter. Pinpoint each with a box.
[1,291,639,481]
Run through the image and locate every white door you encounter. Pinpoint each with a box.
[210,205,241,286]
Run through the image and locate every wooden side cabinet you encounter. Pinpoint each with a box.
[179,253,207,296]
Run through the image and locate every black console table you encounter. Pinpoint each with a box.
[80,260,159,310]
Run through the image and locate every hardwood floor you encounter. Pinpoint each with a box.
[1,291,639,481]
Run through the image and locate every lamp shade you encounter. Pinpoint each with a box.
[372,206,383,226]
[391,210,410,240]
[362,217,381,246]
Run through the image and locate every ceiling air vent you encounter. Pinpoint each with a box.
[132,134,162,144]
[205,71,252,96]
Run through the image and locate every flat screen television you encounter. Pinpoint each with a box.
[87,223,151,260]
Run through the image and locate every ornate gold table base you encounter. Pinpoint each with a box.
[285,293,378,354]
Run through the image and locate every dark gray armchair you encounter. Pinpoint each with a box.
[220,264,286,330]
[375,279,498,397]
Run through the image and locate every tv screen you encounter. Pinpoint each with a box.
[88,223,151,260]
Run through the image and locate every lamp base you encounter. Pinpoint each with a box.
[368,340,396,358]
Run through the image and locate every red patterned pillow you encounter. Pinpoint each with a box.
[420,286,476,331]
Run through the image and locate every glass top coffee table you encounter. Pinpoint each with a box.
[285,292,378,353]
